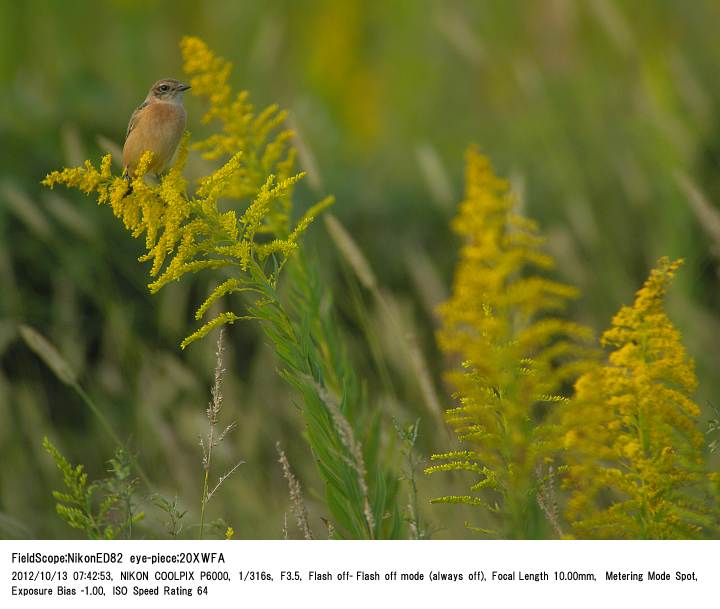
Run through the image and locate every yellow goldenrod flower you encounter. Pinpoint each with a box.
[427,147,595,538]
[180,36,298,236]
[557,258,712,539]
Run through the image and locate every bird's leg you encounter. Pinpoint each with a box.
[122,168,133,198]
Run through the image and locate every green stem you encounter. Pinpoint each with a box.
[199,407,216,540]
[199,468,209,540]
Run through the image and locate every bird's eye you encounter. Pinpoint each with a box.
[158,84,169,93]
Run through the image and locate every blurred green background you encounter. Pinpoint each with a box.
[1,0,718,538]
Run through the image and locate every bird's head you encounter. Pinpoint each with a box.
[146,79,191,103]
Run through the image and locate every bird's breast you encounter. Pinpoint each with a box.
[143,102,187,143]
[123,102,187,175]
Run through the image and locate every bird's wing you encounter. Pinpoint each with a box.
[125,101,149,139]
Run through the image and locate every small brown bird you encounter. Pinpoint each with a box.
[122,78,191,179]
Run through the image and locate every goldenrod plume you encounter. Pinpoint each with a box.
[427,147,595,538]
[558,258,712,539]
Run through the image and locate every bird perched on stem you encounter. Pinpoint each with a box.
[122,78,191,184]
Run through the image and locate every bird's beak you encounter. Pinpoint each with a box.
[178,83,191,92]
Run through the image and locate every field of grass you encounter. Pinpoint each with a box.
[1,0,719,539]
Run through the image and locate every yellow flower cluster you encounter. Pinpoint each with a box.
[180,36,299,236]
[558,258,710,538]
[427,148,595,537]
[44,38,332,349]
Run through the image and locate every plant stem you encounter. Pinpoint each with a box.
[199,468,210,540]
[199,418,216,539]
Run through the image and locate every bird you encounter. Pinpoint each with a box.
[122,78,191,182]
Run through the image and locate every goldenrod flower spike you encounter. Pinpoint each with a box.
[180,36,298,235]
[558,257,711,539]
[427,147,595,538]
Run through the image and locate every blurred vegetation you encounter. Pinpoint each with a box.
[1,0,719,538]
